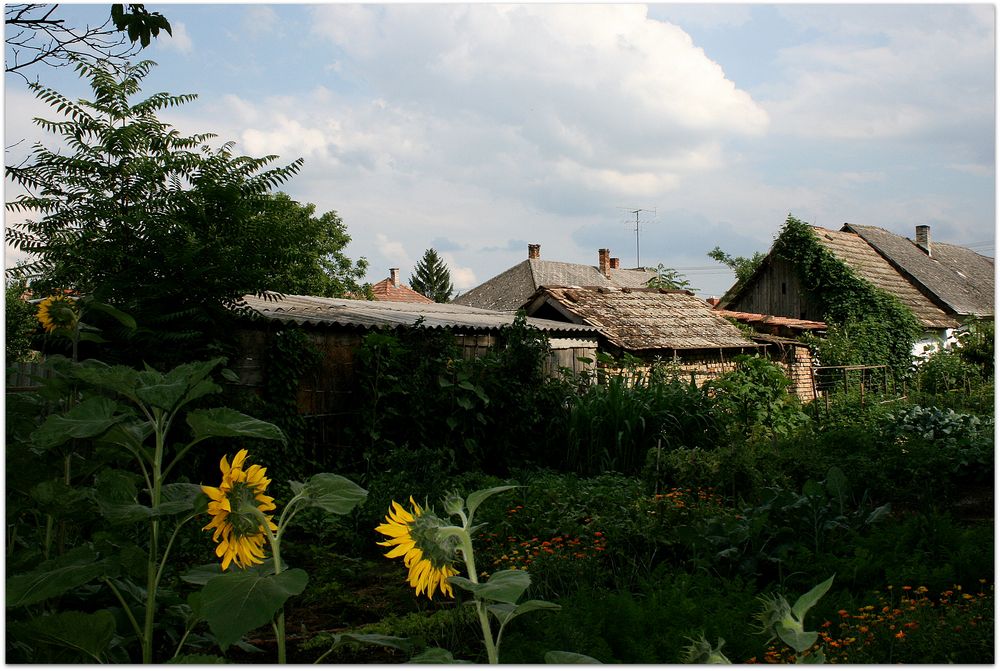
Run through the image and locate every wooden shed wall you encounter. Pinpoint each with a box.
[729,258,825,322]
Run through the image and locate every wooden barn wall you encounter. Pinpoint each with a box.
[730,258,825,322]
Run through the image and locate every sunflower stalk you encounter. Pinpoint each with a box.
[457,530,500,664]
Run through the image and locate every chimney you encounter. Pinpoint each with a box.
[598,248,611,278]
[915,225,932,256]
[609,257,620,270]
[528,243,540,260]
[390,268,400,287]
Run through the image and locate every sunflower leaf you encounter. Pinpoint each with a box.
[295,473,367,515]
[187,408,286,445]
[30,396,125,450]
[6,610,116,663]
[7,545,109,608]
[200,568,309,650]
[449,569,530,605]
[464,485,517,522]
[408,647,470,664]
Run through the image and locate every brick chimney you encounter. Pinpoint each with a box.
[609,257,620,270]
[915,225,932,256]
[390,268,400,287]
[528,243,540,260]
[598,249,611,278]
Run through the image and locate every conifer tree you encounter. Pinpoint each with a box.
[409,248,454,303]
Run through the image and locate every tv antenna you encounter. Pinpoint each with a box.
[618,207,656,269]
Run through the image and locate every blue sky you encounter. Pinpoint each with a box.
[5,3,995,298]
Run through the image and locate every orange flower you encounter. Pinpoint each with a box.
[895,630,906,640]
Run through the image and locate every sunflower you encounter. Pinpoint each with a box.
[376,497,459,599]
[201,449,278,570]
[36,295,79,333]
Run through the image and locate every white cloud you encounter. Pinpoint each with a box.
[441,253,476,290]
[375,233,410,267]
[158,21,193,55]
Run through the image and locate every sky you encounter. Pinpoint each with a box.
[4,3,996,298]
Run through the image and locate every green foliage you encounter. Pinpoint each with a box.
[110,4,171,48]
[774,215,921,377]
[5,59,368,368]
[707,354,808,441]
[707,246,765,285]
[257,193,370,297]
[409,248,455,302]
[563,359,720,476]
[353,315,569,477]
[5,276,38,361]
[645,263,697,292]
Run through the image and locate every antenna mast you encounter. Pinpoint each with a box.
[624,207,655,269]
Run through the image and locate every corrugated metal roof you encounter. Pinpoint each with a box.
[844,223,994,318]
[525,286,760,351]
[242,293,599,335]
[811,227,958,329]
[453,259,655,311]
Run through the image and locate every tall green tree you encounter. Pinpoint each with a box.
[409,248,455,303]
[707,246,765,285]
[4,59,332,366]
[5,276,37,362]
[260,193,370,298]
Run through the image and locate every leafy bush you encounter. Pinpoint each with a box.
[707,354,809,441]
[562,360,719,475]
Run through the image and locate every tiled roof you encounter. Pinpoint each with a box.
[453,259,655,311]
[370,278,434,303]
[523,286,760,351]
[242,293,599,336]
[810,227,958,329]
[715,309,827,332]
[843,223,994,318]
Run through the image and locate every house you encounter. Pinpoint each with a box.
[234,293,600,412]
[842,224,994,324]
[370,268,434,303]
[717,223,994,356]
[520,285,815,398]
[452,244,655,311]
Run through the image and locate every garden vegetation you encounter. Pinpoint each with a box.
[5,59,994,664]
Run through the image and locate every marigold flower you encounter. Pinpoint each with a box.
[376,497,459,600]
[201,449,277,570]
[895,630,906,640]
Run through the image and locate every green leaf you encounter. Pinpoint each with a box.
[31,396,124,449]
[449,569,530,605]
[86,300,137,329]
[7,545,109,608]
[790,575,834,623]
[776,625,818,654]
[72,362,141,400]
[181,563,224,586]
[293,473,367,515]
[487,599,560,626]
[200,568,309,650]
[465,485,517,522]
[544,651,603,664]
[340,632,413,652]
[187,408,286,445]
[7,610,116,663]
[408,647,469,663]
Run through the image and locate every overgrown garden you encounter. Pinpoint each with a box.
[5,58,994,664]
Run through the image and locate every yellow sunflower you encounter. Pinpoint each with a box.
[376,497,459,599]
[201,449,278,570]
[36,295,79,333]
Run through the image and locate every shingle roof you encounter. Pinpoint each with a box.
[810,227,958,329]
[242,293,599,335]
[453,259,655,311]
[523,286,760,351]
[843,223,994,318]
[370,278,434,303]
[715,309,827,333]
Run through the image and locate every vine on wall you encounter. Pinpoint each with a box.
[774,215,921,377]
